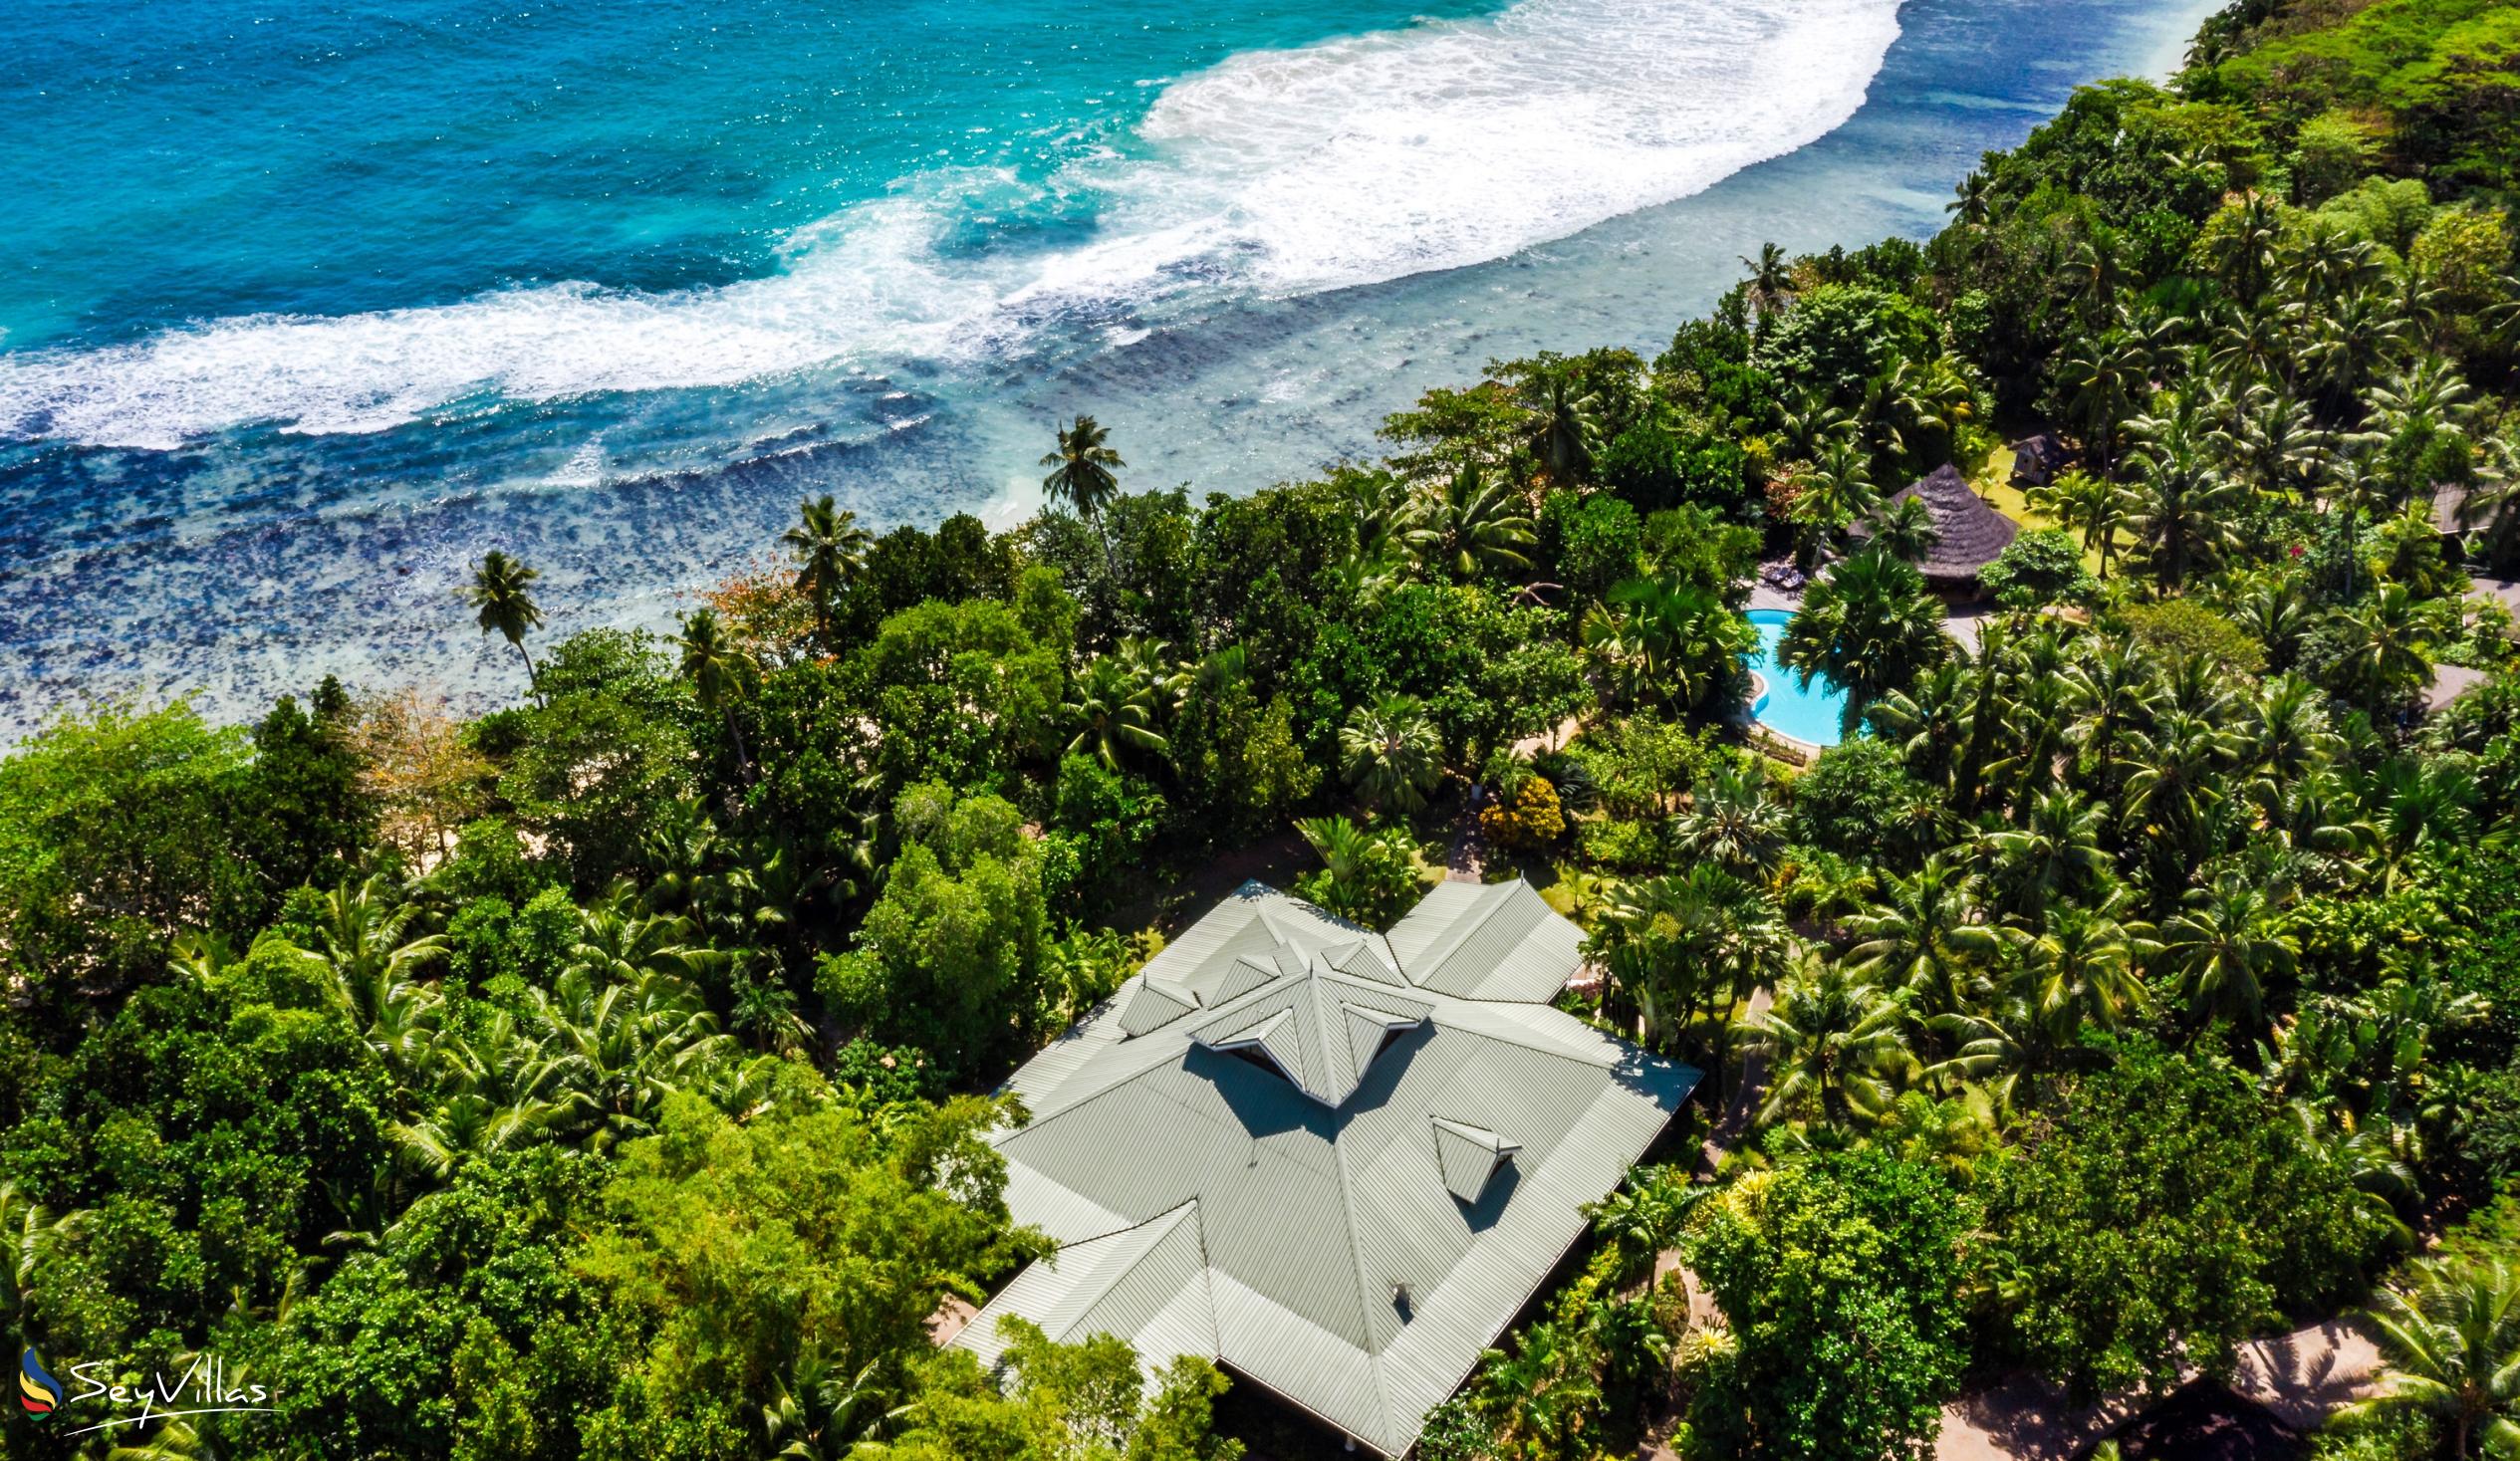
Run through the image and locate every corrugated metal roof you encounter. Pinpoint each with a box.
[1386,879,1583,1003]
[959,878,1697,1457]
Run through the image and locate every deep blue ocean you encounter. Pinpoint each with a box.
[0,0,2218,730]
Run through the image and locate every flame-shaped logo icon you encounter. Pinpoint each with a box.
[19,1346,64,1416]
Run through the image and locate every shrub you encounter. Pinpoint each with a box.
[1788,739,1941,860]
[1978,529,2097,609]
[1480,777,1566,852]
[2120,599,2267,676]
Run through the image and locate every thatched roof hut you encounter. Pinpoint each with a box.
[1868,462,2019,590]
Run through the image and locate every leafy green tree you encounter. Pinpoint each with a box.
[817,785,1049,1077]
[1687,1147,1972,1461]
[1983,1040,2387,1400]
[483,630,697,888]
[578,1093,1038,1461]
[0,700,260,1004]
[872,1323,1242,1461]
[847,599,1064,796]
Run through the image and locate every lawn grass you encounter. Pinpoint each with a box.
[1969,443,2107,576]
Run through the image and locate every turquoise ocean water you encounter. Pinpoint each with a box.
[0,0,2218,730]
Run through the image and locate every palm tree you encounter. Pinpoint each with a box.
[1406,464,1536,579]
[674,607,758,775]
[1748,959,1913,1129]
[782,495,874,645]
[2031,470,2135,578]
[2332,583,2449,716]
[1341,695,1442,814]
[1987,790,2110,919]
[1846,855,1999,1017]
[1668,765,1788,880]
[2159,873,2298,1027]
[2060,332,2150,469]
[1779,549,1949,734]
[1579,574,1754,713]
[1040,414,1125,520]
[2124,403,2243,590]
[464,550,545,695]
[1947,172,1990,228]
[2343,1259,2520,1459]
[0,1180,87,1318]
[1740,242,1796,333]
[1062,655,1168,772]
[1869,493,1940,566]
[1527,372,1605,485]
[1789,434,1880,567]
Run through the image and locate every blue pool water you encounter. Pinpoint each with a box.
[0,0,2219,733]
[1746,608,1851,749]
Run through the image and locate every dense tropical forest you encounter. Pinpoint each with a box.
[11,0,2520,1457]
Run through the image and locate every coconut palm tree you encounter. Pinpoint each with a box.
[1406,463,1535,579]
[1340,695,1442,814]
[1748,959,1913,1130]
[674,607,758,776]
[1062,654,1168,772]
[1668,765,1789,881]
[1526,371,1605,485]
[782,495,874,645]
[1789,434,1880,567]
[2159,873,2298,1027]
[1740,241,1797,332]
[1947,172,1990,228]
[1847,854,1999,1017]
[1986,790,2110,919]
[2031,469,2136,579]
[1869,493,1941,566]
[2059,332,2150,469]
[2331,583,2450,717]
[1779,549,1950,735]
[2124,402,2244,590]
[464,550,545,695]
[2342,1259,2520,1459]
[1040,414,1125,520]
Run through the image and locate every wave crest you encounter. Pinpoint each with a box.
[0,0,1901,450]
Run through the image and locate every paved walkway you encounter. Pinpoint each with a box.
[1931,1320,2381,1460]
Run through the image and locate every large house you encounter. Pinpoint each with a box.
[953,879,1698,1457]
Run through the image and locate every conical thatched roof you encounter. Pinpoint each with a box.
[1876,462,2018,587]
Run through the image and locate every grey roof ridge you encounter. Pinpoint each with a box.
[1329,1037,1392,1403]
[1400,880,1526,988]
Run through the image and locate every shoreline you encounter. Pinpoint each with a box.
[0,0,2227,740]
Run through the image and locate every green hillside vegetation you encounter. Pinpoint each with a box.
[9,0,2520,1458]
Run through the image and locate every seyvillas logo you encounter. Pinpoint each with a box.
[15,1348,275,1436]
[19,1346,63,1416]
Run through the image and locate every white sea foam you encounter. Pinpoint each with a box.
[0,0,1902,450]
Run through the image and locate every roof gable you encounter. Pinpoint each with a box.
[1430,1117,1519,1204]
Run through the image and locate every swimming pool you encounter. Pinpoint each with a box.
[1745,608,1851,749]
